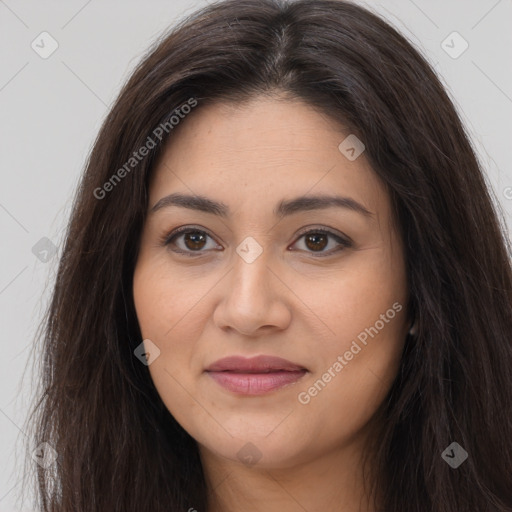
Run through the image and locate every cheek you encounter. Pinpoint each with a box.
[292,248,407,346]
[291,250,407,433]
[132,256,214,416]
[295,304,406,447]
[133,253,211,344]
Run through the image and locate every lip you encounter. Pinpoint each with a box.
[205,355,308,395]
[206,355,306,373]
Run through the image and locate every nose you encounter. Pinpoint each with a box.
[212,247,292,337]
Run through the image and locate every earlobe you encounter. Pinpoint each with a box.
[408,320,417,336]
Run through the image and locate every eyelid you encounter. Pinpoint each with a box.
[289,226,352,257]
[293,225,352,245]
[163,225,216,244]
[162,225,222,257]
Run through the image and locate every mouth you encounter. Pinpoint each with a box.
[205,355,308,395]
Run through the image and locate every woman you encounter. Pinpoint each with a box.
[24,0,512,510]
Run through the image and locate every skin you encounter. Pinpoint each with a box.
[133,94,410,512]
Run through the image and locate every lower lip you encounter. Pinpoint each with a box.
[206,370,307,395]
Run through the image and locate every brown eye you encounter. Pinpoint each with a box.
[164,227,221,256]
[291,228,352,256]
[182,231,207,250]
[304,233,328,251]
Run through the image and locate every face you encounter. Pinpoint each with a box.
[133,95,410,470]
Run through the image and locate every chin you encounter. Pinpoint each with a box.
[196,428,314,470]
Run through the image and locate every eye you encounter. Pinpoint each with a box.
[290,228,352,256]
[162,226,352,258]
[163,226,221,257]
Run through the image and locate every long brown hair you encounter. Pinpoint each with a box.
[23,0,512,510]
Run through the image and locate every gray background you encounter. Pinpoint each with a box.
[1,0,511,510]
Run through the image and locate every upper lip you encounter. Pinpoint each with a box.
[205,355,307,373]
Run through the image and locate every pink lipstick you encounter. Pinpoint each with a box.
[205,355,307,395]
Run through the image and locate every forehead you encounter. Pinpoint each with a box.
[149,96,388,221]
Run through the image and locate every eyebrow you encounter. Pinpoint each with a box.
[150,192,374,218]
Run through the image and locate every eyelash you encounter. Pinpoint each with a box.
[161,225,352,258]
